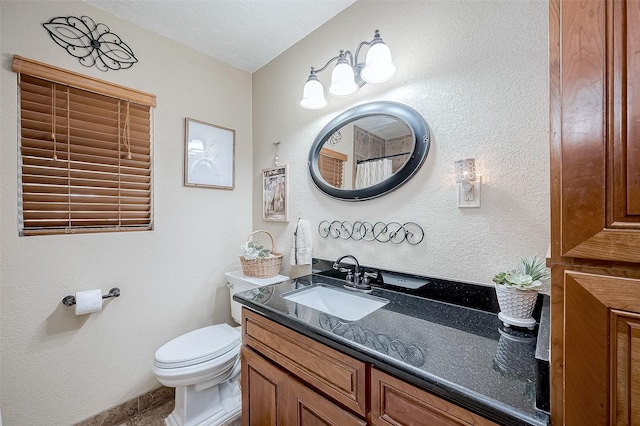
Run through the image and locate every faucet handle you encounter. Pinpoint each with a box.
[362,271,379,287]
[345,270,355,283]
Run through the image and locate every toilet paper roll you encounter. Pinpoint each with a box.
[75,289,103,315]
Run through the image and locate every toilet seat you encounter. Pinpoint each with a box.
[152,324,242,389]
[154,324,241,369]
[153,343,241,389]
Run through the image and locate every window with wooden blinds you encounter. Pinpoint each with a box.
[14,56,155,236]
[319,147,347,188]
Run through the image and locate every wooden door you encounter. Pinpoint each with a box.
[557,0,640,263]
[241,346,288,426]
[564,271,640,425]
[286,376,366,426]
[551,0,640,422]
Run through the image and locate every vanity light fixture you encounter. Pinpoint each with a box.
[299,30,397,110]
[454,158,481,208]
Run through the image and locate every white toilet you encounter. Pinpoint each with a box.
[152,270,289,426]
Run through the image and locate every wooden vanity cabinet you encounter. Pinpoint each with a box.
[241,308,497,426]
[550,0,640,424]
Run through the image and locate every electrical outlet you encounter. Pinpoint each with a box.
[457,176,481,208]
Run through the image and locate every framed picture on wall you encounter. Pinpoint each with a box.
[184,118,235,189]
[262,165,289,222]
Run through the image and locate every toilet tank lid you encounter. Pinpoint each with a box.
[225,270,289,287]
[154,324,240,368]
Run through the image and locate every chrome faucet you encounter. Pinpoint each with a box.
[333,254,372,292]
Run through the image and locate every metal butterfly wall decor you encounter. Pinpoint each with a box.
[43,16,138,71]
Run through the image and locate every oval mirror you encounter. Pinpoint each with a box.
[309,101,430,201]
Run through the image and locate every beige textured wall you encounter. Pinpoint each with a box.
[252,0,549,283]
[0,1,252,424]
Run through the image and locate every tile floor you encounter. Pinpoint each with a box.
[116,400,241,426]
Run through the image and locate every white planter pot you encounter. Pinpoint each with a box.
[495,283,539,330]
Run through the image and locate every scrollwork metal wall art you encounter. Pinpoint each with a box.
[326,130,342,146]
[319,313,425,367]
[318,220,424,245]
[43,16,138,71]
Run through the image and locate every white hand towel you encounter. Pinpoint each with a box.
[290,219,312,265]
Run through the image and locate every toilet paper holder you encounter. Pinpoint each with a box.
[62,288,121,307]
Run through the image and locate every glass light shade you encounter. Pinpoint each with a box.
[454,158,477,183]
[329,59,358,97]
[299,75,328,110]
[361,42,397,83]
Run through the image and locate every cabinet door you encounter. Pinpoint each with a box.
[370,368,498,426]
[564,271,640,425]
[558,0,640,263]
[287,376,366,426]
[242,308,367,416]
[241,346,288,426]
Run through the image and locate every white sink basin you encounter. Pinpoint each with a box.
[281,285,389,321]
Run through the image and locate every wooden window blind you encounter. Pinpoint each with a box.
[13,56,156,236]
[319,147,347,188]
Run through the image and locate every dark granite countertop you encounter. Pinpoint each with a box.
[234,271,550,426]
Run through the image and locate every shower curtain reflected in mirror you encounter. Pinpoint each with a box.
[355,158,393,189]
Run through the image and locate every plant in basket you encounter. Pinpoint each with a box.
[238,230,283,278]
[239,240,272,260]
[492,256,549,330]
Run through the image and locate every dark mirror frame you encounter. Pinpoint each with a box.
[308,101,430,201]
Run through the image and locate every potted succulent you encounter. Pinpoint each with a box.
[492,256,549,329]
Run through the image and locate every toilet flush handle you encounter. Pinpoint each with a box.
[227,282,234,289]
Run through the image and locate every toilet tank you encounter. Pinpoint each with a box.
[225,270,289,324]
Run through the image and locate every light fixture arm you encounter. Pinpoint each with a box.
[307,50,365,90]
[353,29,383,66]
[300,30,396,110]
[309,50,353,74]
[308,30,382,85]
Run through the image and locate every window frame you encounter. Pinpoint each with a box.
[13,55,156,236]
[318,147,347,189]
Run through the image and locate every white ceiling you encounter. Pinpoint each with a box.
[85,0,356,73]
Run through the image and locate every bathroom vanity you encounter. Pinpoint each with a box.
[234,266,549,426]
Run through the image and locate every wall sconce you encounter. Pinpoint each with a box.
[299,30,397,110]
[454,158,481,208]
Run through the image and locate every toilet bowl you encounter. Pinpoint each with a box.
[152,270,289,426]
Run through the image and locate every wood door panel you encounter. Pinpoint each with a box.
[558,0,640,263]
[564,273,610,425]
[564,271,640,425]
[370,368,497,426]
[560,0,607,256]
[611,311,640,425]
[241,346,288,426]
[623,0,640,216]
[242,308,366,416]
[287,376,366,426]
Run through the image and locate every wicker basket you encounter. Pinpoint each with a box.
[239,230,283,278]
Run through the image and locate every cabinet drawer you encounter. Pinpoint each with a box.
[242,308,366,416]
[370,368,498,426]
